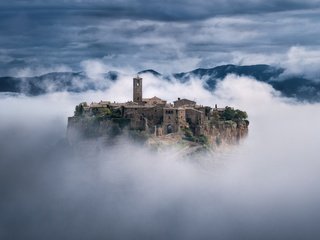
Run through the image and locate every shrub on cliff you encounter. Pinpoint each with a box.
[111,108,122,118]
[221,107,248,121]
[234,109,248,120]
[182,127,196,142]
[198,135,209,145]
[74,102,87,116]
[101,108,112,116]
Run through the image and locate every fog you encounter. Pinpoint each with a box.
[1,73,320,239]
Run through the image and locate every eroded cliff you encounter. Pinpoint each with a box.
[67,109,249,152]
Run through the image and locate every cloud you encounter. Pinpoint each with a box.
[11,65,73,78]
[1,1,320,237]
[80,59,108,80]
[1,73,320,239]
[1,6,320,76]
[2,0,320,20]
[282,46,320,79]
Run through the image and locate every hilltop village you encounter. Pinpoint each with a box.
[68,76,249,147]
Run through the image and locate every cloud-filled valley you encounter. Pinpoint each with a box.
[1,72,320,239]
[1,1,320,239]
[2,62,320,102]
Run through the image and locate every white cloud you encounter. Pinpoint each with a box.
[1,73,320,238]
[80,59,107,80]
[282,46,320,78]
[11,65,73,78]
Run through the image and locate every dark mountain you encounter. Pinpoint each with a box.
[0,71,117,96]
[171,64,320,102]
[269,77,320,102]
[138,69,162,77]
[174,64,284,88]
[139,64,320,101]
[0,77,21,93]
[104,71,119,81]
[25,72,88,95]
[1,64,320,102]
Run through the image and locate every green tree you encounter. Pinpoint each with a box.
[222,106,235,120]
[222,107,248,121]
[235,109,248,120]
[198,135,209,145]
[75,104,84,116]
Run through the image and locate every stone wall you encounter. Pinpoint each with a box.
[163,108,187,134]
[123,105,163,132]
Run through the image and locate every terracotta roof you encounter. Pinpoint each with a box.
[143,96,165,101]
[185,108,203,114]
[173,98,196,103]
[124,105,155,109]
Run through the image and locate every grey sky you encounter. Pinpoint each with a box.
[0,0,320,75]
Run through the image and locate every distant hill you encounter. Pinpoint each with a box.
[0,71,117,95]
[173,64,320,102]
[1,64,320,102]
[138,69,162,77]
[173,64,284,86]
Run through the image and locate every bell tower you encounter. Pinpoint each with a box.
[133,75,142,102]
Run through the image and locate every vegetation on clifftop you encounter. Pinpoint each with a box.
[74,102,87,116]
[69,102,249,148]
[182,127,209,145]
[221,106,248,121]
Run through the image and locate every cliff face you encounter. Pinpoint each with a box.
[67,115,249,151]
[67,73,250,151]
[67,116,131,142]
[208,120,249,147]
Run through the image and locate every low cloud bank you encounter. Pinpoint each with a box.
[1,74,320,239]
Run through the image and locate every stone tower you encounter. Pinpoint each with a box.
[133,75,142,102]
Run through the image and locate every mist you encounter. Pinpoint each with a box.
[1,73,320,240]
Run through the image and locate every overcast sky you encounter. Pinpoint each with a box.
[0,0,320,75]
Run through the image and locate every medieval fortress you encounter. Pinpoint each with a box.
[68,75,248,145]
[75,76,225,135]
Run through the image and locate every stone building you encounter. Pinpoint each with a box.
[82,75,225,137]
[173,98,196,108]
[133,76,143,102]
[163,108,188,134]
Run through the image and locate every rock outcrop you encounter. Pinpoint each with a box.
[67,113,249,152]
[67,75,249,152]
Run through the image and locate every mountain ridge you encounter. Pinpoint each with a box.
[1,64,319,102]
